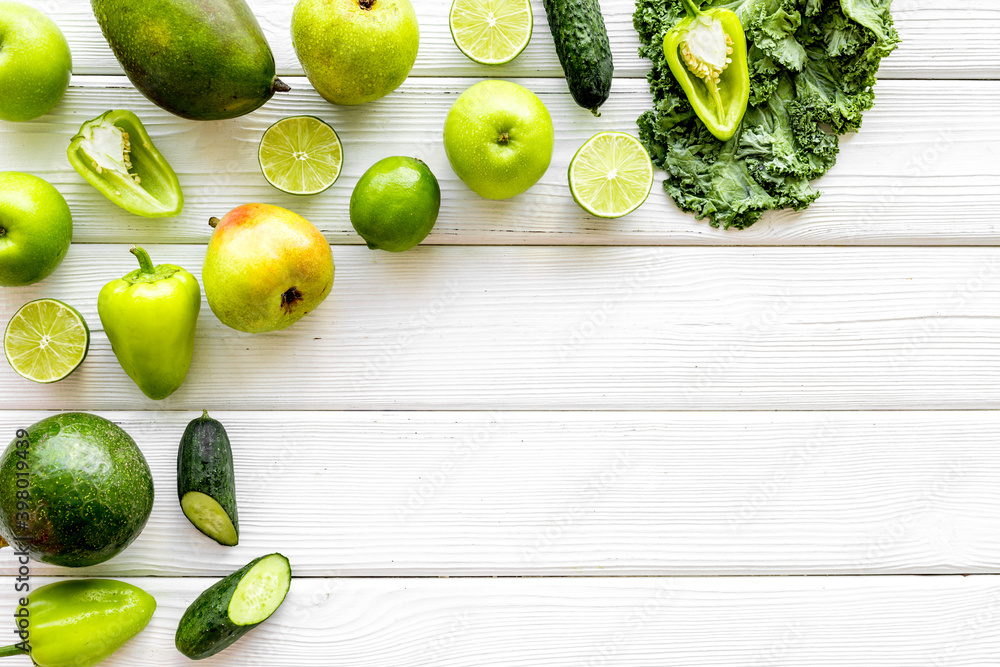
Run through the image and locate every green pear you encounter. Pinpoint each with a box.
[291,0,419,106]
[203,204,334,334]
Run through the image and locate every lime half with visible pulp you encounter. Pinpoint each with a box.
[258,116,343,196]
[449,0,533,65]
[4,299,90,383]
[568,132,654,219]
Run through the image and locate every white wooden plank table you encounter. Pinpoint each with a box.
[1,0,999,665]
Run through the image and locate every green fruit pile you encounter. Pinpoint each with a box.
[0,0,654,663]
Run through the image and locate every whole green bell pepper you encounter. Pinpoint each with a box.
[663,0,750,141]
[68,109,183,217]
[0,578,156,667]
[98,245,201,400]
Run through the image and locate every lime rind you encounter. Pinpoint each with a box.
[4,299,90,384]
[258,116,343,196]
[569,132,654,219]
[450,0,533,66]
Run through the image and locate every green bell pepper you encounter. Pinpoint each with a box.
[0,578,156,667]
[663,0,750,141]
[98,245,201,400]
[68,109,183,218]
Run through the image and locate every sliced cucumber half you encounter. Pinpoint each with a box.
[230,553,292,625]
[180,491,239,547]
[175,553,292,660]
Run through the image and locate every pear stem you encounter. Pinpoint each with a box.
[130,246,155,275]
[209,217,221,229]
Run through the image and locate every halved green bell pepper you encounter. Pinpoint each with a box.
[98,245,201,400]
[0,578,156,667]
[68,109,183,217]
[663,0,750,141]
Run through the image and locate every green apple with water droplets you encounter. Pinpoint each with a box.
[0,172,72,286]
[0,1,72,122]
[443,79,554,200]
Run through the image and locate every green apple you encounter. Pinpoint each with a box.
[291,0,419,106]
[443,80,554,200]
[0,172,72,287]
[203,203,335,334]
[0,2,72,122]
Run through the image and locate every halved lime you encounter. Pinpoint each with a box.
[258,116,343,196]
[449,0,533,65]
[4,299,90,383]
[568,132,654,219]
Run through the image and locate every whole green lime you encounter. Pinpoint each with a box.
[350,157,441,252]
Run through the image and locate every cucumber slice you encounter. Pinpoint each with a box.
[229,554,293,625]
[175,553,291,660]
[180,491,238,547]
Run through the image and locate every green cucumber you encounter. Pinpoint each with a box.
[542,0,614,116]
[175,553,291,660]
[177,411,239,546]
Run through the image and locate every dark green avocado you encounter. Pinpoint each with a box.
[0,412,154,567]
[91,0,290,120]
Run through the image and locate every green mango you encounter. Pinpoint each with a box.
[91,0,289,120]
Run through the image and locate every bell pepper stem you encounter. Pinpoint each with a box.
[0,644,28,658]
[682,0,700,16]
[130,246,156,275]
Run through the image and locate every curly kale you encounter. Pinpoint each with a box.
[635,0,899,229]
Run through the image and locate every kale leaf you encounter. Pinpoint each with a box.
[634,0,899,229]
